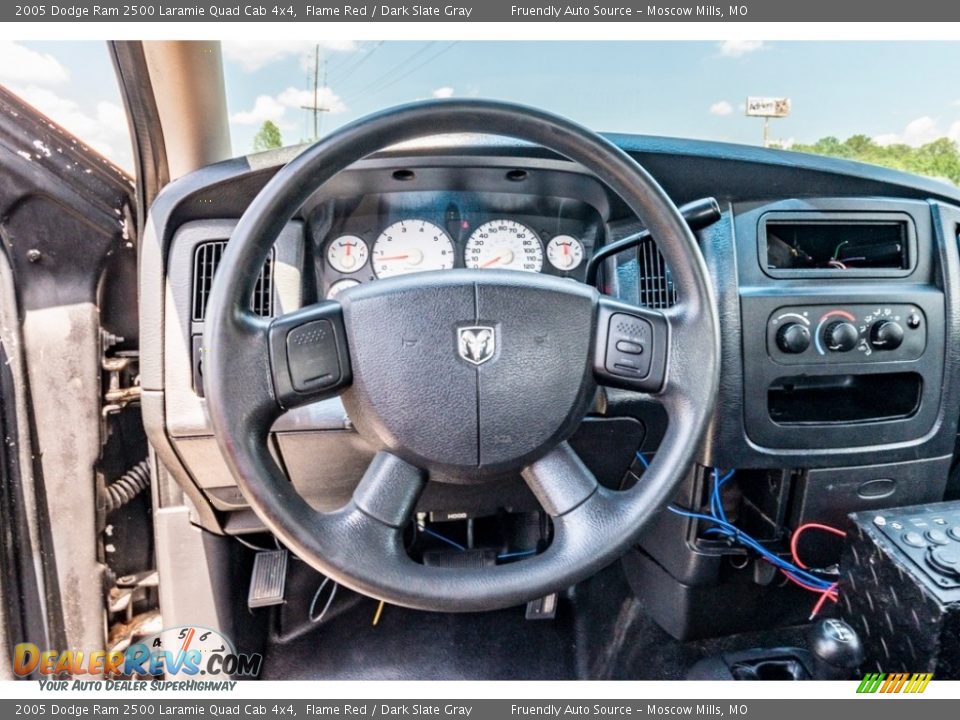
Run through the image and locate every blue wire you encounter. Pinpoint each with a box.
[418,525,466,551]
[497,549,537,560]
[635,451,650,469]
[418,524,536,561]
[667,506,834,590]
[712,469,733,524]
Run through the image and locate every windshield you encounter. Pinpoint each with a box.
[222,40,960,185]
[7,40,960,185]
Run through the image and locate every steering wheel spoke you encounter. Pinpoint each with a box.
[352,451,426,528]
[522,443,599,517]
[267,301,353,409]
[592,296,670,393]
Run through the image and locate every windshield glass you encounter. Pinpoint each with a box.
[223,40,960,185]
[7,40,958,186]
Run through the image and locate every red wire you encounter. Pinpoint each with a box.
[778,568,832,594]
[790,522,847,570]
[809,582,839,619]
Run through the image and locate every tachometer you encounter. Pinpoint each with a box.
[546,235,584,271]
[465,220,543,272]
[326,235,368,274]
[372,220,454,278]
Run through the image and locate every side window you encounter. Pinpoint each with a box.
[0,41,133,174]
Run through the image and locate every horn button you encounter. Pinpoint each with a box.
[339,271,598,482]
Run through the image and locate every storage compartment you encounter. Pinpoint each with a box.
[768,372,921,425]
[760,212,915,277]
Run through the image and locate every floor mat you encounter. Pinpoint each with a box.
[259,561,809,681]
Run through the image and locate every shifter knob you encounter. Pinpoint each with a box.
[807,618,864,680]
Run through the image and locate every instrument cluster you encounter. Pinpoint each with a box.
[317,193,601,299]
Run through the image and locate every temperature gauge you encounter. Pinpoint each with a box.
[326,235,368,274]
[546,235,584,271]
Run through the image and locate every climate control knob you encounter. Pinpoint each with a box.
[824,321,859,352]
[869,320,904,350]
[776,322,811,354]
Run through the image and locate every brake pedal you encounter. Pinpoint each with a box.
[247,549,288,609]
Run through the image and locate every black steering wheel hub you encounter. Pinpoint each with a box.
[339,271,599,482]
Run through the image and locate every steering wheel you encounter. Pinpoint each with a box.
[203,100,720,612]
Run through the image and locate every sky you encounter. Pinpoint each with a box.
[4,40,960,174]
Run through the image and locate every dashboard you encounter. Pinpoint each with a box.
[313,190,603,298]
[140,135,960,547]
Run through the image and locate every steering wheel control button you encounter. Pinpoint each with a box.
[286,320,341,392]
[902,531,926,548]
[824,321,859,352]
[605,313,653,379]
[926,529,950,546]
[776,322,811,354]
[615,340,644,355]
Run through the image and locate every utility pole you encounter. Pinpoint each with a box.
[301,44,330,141]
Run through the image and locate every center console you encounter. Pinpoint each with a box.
[735,197,953,458]
[627,196,960,641]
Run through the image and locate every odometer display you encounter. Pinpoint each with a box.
[465,220,543,273]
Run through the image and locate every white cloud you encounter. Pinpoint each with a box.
[222,40,357,73]
[432,86,455,98]
[0,41,70,86]
[230,86,348,131]
[230,95,287,126]
[874,115,960,147]
[709,100,733,116]
[10,84,130,166]
[718,40,767,58]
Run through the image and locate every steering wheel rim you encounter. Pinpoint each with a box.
[203,99,720,612]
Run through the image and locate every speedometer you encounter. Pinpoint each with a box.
[465,220,543,272]
[372,220,455,278]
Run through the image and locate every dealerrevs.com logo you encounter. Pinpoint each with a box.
[856,672,933,694]
[14,626,262,687]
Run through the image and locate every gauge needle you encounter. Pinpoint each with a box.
[378,254,409,261]
[481,250,514,268]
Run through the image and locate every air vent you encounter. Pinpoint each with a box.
[192,241,274,321]
[636,236,677,309]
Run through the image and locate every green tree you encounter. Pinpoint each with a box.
[253,120,283,152]
[792,134,960,186]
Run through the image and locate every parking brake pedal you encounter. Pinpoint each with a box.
[526,593,558,620]
[247,549,288,609]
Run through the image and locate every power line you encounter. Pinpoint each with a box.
[366,42,459,98]
[342,42,441,103]
[329,41,385,85]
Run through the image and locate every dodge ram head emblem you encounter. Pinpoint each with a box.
[458,326,496,365]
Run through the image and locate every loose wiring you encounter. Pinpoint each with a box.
[416,522,537,561]
[790,522,847,570]
[309,575,339,623]
[667,506,835,592]
[417,523,467,551]
[635,450,651,470]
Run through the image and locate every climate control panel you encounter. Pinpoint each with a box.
[766,304,926,365]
